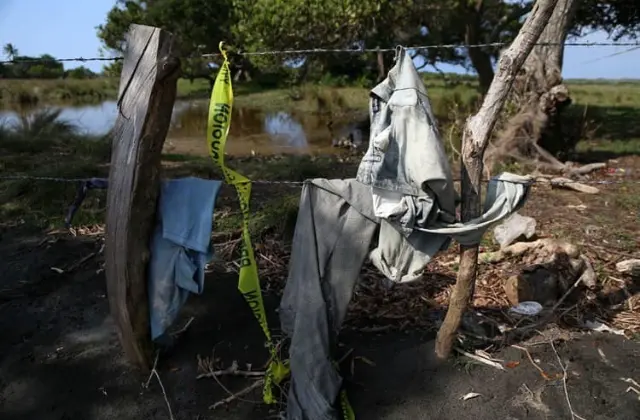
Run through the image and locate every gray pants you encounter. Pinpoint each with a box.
[279,179,378,420]
[279,174,531,419]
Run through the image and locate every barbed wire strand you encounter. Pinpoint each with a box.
[581,45,640,64]
[0,174,635,186]
[1,41,640,65]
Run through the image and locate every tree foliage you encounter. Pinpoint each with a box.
[1,44,97,80]
[1,52,64,79]
[574,0,640,40]
[97,0,233,84]
[3,43,19,60]
[95,0,640,89]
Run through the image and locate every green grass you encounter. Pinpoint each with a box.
[214,193,300,240]
[3,75,640,112]
[0,78,120,107]
[2,76,640,232]
[0,109,112,228]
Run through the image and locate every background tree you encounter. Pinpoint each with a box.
[3,43,18,60]
[97,0,235,86]
[485,0,640,172]
[102,61,123,78]
[237,0,531,91]
[96,0,639,92]
[96,0,640,165]
[574,0,640,39]
[1,53,64,79]
[65,66,97,79]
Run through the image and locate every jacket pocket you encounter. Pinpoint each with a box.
[372,125,392,152]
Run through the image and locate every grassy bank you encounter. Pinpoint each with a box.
[2,75,640,231]
[0,108,360,230]
[0,78,121,107]
[3,75,640,111]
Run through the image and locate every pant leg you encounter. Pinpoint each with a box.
[279,181,377,420]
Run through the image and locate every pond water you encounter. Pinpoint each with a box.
[0,100,365,157]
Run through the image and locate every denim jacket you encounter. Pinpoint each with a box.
[356,47,458,235]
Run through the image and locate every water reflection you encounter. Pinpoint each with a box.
[0,100,358,156]
[263,111,308,149]
[0,101,119,135]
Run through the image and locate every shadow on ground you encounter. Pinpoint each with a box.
[1,229,639,420]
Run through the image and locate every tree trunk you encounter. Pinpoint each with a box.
[376,47,386,82]
[435,0,559,360]
[486,0,581,173]
[465,0,496,95]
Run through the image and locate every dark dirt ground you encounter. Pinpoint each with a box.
[1,155,640,420]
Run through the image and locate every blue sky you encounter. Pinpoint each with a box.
[0,0,638,80]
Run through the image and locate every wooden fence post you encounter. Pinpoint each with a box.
[104,24,180,371]
[434,0,560,359]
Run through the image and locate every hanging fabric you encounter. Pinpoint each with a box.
[147,177,222,342]
[279,45,533,420]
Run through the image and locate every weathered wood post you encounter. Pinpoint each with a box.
[435,0,560,359]
[104,24,180,370]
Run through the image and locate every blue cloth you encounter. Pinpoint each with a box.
[148,177,222,340]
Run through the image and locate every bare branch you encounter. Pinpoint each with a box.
[435,0,560,360]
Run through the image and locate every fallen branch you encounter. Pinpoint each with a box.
[550,177,599,194]
[566,162,606,176]
[585,243,638,259]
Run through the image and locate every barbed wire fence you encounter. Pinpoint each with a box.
[1,41,640,64]
[1,40,639,215]
[0,174,636,186]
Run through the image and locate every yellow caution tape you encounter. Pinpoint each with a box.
[207,41,354,417]
[206,41,289,404]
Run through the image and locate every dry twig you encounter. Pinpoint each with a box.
[196,360,266,379]
[209,379,265,410]
[171,316,195,337]
[512,345,550,379]
[454,347,506,371]
[549,341,587,420]
[143,352,176,420]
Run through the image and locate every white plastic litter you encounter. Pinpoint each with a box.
[461,392,482,401]
[509,301,543,316]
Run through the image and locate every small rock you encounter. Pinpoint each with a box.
[493,213,537,249]
[616,259,640,276]
[577,255,598,289]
